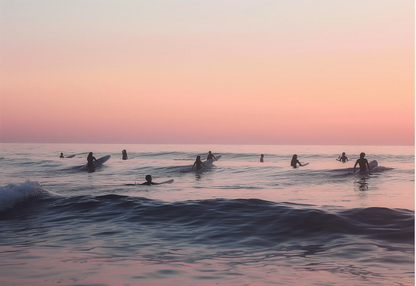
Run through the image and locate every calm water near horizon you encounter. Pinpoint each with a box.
[0,143,414,285]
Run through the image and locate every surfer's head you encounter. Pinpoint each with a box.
[342,152,345,155]
[360,152,365,158]
[196,155,201,160]
[145,175,152,182]
[292,154,297,160]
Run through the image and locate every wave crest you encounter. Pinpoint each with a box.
[0,181,45,211]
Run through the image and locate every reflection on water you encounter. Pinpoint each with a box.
[355,177,369,192]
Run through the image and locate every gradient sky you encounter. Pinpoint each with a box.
[0,0,414,145]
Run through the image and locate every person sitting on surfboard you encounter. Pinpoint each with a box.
[260,154,264,162]
[337,152,349,163]
[141,175,158,185]
[122,149,128,160]
[354,152,370,173]
[291,154,305,168]
[192,156,206,171]
[207,151,217,161]
[87,152,100,169]
[60,153,64,158]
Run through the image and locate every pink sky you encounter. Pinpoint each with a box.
[0,0,414,145]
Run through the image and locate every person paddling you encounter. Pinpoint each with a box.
[207,151,217,161]
[192,156,206,171]
[141,175,159,185]
[353,152,370,173]
[337,152,349,163]
[122,149,128,160]
[291,154,305,168]
[87,152,101,170]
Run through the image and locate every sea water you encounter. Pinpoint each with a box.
[0,144,414,285]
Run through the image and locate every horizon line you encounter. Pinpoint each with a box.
[0,142,414,147]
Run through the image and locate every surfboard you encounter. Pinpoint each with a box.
[202,155,222,166]
[80,155,111,172]
[196,155,221,171]
[94,155,111,167]
[369,160,378,171]
[352,160,378,174]
[159,179,174,184]
[181,155,221,172]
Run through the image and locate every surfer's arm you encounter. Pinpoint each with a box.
[353,161,358,173]
[297,160,303,166]
[93,157,102,165]
[191,162,196,170]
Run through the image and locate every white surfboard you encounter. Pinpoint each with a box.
[202,155,221,166]
[181,155,221,172]
[196,155,221,171]
[369,160,378,171]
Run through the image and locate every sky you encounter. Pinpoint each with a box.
[0,0,414,145]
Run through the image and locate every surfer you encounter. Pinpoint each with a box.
[260,154,264,162]
[207,151,217,161]
[291,154,305,168]
[87,152,100,170]
[59,153,64,158]
[141,175,158,185]
[353,152,370,173]
[337,152,349,163]
[122,149,128,160]
[192,156,206,171]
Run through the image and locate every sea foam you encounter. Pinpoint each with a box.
[0,180,44,211]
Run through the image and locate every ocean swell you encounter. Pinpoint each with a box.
[3,193,412,248]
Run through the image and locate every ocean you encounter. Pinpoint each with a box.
[0,143,414,285]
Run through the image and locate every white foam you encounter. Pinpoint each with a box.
[0,180,45,211]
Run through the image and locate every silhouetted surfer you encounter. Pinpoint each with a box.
[337,152,349,163]
[353,152,370,173]
[141,175,158,185]
[122,149,128,160]
[291,154,305,168]
[260,154,264,162]
[192,156,206,171]
[60,153,64,158]
[87,152,100,171]
[207,151,217,160]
